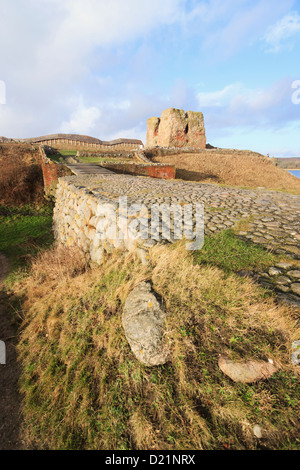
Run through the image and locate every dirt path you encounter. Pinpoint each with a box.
[0,253,24,449]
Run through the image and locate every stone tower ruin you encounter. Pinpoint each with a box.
[146,108,206,149]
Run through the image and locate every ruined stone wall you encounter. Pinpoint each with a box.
[39,146,72,198]
[146,108,206,149]
[100,162,176,179]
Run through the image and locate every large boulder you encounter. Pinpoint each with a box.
[122,282,169,366]
[146,108,206,149]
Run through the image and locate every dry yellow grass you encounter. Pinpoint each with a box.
[149,149,300,193]
[10,242,300,450]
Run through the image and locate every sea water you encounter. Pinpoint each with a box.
[288,170,300,178]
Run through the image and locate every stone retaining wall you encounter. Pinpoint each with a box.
[53,177,154,266]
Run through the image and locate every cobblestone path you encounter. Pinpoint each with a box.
[74,174,300,257]
[61,173,300,306]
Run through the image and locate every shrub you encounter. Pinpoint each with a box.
[0,157,44,205]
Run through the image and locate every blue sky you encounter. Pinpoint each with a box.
[0,0,300,156]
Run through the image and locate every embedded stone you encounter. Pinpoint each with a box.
[291,283,300,296]
[218,356,278,383]
[287,270,300,279]
[275,276,291,285]
[268,267,282,276]
[275,262,293,270]
[122,282,169,366]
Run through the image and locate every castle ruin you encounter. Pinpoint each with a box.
[146,108,206,149]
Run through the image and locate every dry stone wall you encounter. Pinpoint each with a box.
[53,174,202,265]
[53,176,156,266]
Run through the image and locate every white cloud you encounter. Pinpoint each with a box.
[197,78,299,130]
[60,104,101,134]
[263,11,300,53]
[201,0,294,59]
[0,0,299,156]
[34,0,185,79]
[197,83,244,107]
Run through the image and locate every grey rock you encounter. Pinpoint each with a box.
[122,282,169,366]
[276,285,290,293]
[275,262,293,270]
[275,276,291,285]
[286,270,300,279]
[291,283,300,296]
[277,294,300,307]
[253,425,263,438]
[268,267,282,276]
[218,356,278,383]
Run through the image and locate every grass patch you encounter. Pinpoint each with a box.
[0,203,54,275]
[10,242,300,450]
[46,153,65,163]
[193,229,280,274]
[77,156,119,163]
[232,216,255,233]
[58,150,78,156]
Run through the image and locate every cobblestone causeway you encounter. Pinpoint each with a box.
[73,174,300,254]
[60,173,300,306]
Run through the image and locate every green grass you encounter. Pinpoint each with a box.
[193,229,280,274]
[46,150,78,163]
[46,154,65,163]
[58,150,78,156]
[0,204,54,274]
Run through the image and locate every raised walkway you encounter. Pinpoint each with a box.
[61,172,300,255]
[54,164,300,306]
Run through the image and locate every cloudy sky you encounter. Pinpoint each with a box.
[0,0,300,156]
